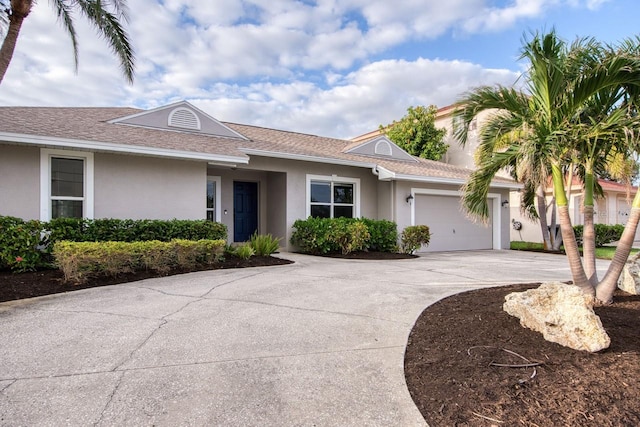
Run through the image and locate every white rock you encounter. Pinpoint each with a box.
[618,252,640,295]
[503,282,610,352]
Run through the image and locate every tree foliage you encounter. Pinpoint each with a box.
[454,30,640,305]
[380,105,448,160]
[0,0,135,84]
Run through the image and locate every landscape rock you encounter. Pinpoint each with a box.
[503,282,610,352]
[618,252,640,295]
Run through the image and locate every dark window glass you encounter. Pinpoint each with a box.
[51,158,83,197]
[207,181,215,209]
[333,205,353,218]
[52,200,83,219]
[310,205,331,218]
[311,181,331,203]
[206,211,214,221]
[333,184,353,204]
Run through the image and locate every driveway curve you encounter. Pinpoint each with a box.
[0,250,600,426]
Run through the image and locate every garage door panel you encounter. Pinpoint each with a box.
[415,195,492,252]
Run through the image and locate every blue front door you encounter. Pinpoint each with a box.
[234,181,258,242]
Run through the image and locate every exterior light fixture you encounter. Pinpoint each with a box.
[406,194,414,204]
[501,199,509,208]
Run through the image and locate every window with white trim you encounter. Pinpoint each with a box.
[307,175,360,218]
[206,176,221,222]
[40,149,94,220]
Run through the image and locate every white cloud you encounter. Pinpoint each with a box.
[0,0,611,139]
[191,58,519,139]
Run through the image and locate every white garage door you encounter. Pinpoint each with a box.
[414,194,493,252]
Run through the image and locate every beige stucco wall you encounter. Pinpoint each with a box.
[95,153,205,220]
[393,180,511,250]
[211,157,380,248]
[0,144,40,220]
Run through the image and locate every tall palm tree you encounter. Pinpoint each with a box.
[0,0,134,84]
[454,30,640,304]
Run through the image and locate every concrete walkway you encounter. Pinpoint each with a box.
[0,251,609,426]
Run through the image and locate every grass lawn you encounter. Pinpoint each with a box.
[510,240,639,260]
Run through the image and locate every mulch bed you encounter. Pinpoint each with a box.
[404,283,640,426]
[0,251,411,303]
[0,255,292,303]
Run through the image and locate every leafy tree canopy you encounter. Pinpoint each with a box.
[380,105,448,161]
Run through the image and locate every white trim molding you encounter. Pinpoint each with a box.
[207,176,222,222]
[409,188,502,250]
[2,132,249,164]
[40,148,94,221]
[306,174,361,218]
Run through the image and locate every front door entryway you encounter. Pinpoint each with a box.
[234,181,258,242]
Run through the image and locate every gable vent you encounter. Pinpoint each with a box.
[374,140,393,156]
[168,107,201,130]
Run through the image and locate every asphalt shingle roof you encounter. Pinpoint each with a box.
[0,106,516,186]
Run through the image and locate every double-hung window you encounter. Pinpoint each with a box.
[307,174,359,218]
[40,149,94,220]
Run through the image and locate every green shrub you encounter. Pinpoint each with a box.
[400,225,431,254]
[234,243,255,260]
[291,217,398,254]
[52,239,225,283]
[360,218,398,252]
[0,216,49,272]
[290,217,337,254]
[573,224,625,247]
[327,218,370,255]
[47,218,227,243]
[250,233,281,256]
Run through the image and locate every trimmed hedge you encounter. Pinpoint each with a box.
[48,218,227,243]
[0,215,228,272]
[290,217,397,255]
[573,224,625,247]
[53,239,226,283]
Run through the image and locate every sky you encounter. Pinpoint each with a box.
[0,0,638,139]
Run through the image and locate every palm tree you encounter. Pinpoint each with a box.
[454,30,640,304]
[0,0,134,84]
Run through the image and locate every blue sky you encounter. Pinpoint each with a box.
[0,0,638,139]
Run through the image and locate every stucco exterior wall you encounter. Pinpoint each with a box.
[214,157,379,248]
[94,154,205,220]
[393,180,511,250]
[0,145,40,220]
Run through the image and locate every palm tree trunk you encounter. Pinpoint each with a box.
[536,187,553,250]
[552,164,592,294]
[596,191,640,304]
[0,1,31,84]
[582,205,598,285]
[558,205,594,294]
[582,170,598,286]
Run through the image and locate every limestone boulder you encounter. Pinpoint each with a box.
[503,282,610,352]
[618,252,640,295]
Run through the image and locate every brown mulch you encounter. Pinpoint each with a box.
[0,255,292,303]
[0,251,412,303]
[404,283,640,426]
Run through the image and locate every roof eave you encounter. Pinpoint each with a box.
[0,132,249,164]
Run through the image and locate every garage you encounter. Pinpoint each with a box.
[414,193,493,252]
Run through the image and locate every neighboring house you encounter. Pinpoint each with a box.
[509,178,639,243]
[432,104,639,243]
[0,101,517,252]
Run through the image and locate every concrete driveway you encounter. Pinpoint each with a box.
[0,250,608,426]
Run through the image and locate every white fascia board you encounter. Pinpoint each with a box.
[393,172,522,189]
[374,165,396,181]
[241,148,377,169]
[0,132,249,164]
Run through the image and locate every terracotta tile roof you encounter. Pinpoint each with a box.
[0,106,516,186]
